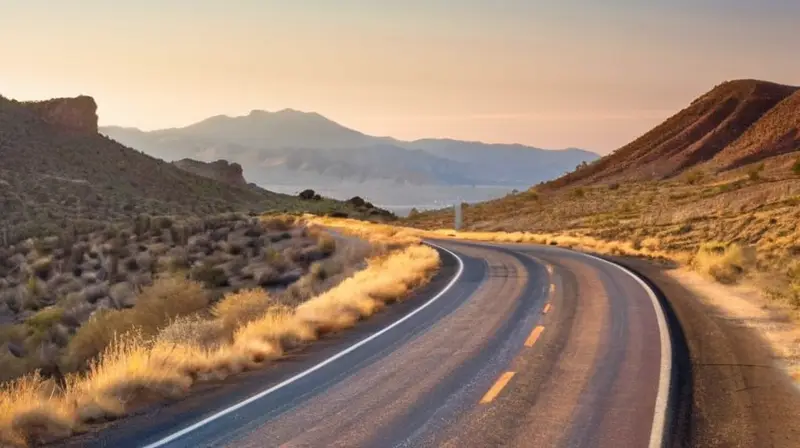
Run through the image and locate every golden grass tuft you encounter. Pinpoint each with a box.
[0,373,75,447]
[212,288,275,329]
[692,242,755,284]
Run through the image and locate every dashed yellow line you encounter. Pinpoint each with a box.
[549,283,556,294]
[524,325,545,347]
[546,265,554,275]
[479,371,516,404]
[543,303,552,314]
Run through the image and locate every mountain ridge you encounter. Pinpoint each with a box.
[545,79,800,188]
[100,110,599,193]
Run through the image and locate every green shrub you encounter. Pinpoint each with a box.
[190,264,229,288]
[25,307,64,333]
[793,157,800,175]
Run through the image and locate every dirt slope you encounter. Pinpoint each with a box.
[547,80,798,187]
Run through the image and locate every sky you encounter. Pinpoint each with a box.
[1,1,799,154]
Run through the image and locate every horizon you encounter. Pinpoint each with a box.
[2,1,800,154]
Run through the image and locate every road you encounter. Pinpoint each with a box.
[77,240,672,448]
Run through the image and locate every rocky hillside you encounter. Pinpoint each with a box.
[173,158,248,186]
[0,94,387,244]
[406,78,800,247]
[547,79,799,187]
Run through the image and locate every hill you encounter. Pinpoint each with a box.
[100,111,599,202]
[0,95,387,243]
[546,79,798,187]
[173,158,248,186]
[405,78,800,306]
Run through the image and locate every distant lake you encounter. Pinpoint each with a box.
[261,183,525,217]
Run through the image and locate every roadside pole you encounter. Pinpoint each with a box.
[454,201,462,231]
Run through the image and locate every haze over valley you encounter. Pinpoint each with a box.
[101,112,598,214]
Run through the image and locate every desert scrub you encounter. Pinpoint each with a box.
[62,276,208,371]
[692,242,755,284]
[0,240,440,446]
[0,213,341,382]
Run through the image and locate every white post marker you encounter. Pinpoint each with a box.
[454,201,462,231]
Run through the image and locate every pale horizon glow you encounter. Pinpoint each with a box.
[1,1,799,153]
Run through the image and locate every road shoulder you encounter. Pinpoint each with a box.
[613,258,800,448]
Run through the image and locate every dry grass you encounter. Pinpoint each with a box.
[0,373,74,446]
[692,243,755,284]
[62,277,208,372]
[0,225,440,446]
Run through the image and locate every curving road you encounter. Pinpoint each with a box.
[77,240,672,448]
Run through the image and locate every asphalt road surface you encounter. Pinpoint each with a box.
[79,240,672,448]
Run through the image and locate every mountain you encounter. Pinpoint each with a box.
[100,111,599,192]
[709,88,800,170]
[547,79,799,187]
[405,78,800,232]
[0,95,389,243]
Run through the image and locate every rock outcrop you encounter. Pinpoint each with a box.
[25,96,98,134]
[172,158,248,186]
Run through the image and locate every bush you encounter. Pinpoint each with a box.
[63,277,207,370]
[316,234,336,256]
[298,189,316,200]
[212,289,274,329]
[692,242,755,284]
[190,264,229,288]
[747,163,764,181]
[793,157,800,175]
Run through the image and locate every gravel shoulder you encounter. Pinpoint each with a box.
[613,258,800,448]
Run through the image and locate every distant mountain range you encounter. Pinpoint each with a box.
[101,110,598,189]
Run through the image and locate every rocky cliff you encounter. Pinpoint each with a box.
[172,158,248,186]
[24,95,98,134]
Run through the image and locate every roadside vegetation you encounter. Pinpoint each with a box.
[406,153,800,310]
[0,214,440,446]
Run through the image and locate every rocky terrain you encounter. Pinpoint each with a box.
[0,94,390,246]
[543,79,799,187]
[0,213,368,382]
[172,158,248,186]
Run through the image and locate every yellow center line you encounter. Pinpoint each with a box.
[525,325,545,347]
[543,303,552,314]
[546,265,554,275]
[549,283,556,294]
[479,371,516,404]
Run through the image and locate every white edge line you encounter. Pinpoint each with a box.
[143,241,465,448]
[580,252,672,448]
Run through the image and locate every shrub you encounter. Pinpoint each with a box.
[692,242,755,284]
[747,163,764,181]
[793,157,800,175]
[316,234,336,256]
[212,289,274,330]
[63,277,207,370]
[190,264,229,288]
[25,307,64,333]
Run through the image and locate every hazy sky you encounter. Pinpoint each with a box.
[2,1,799,153]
